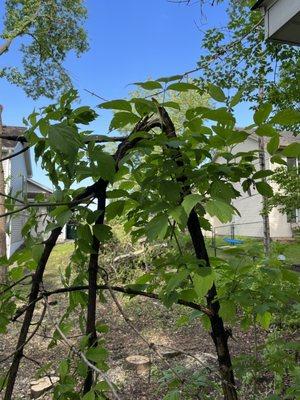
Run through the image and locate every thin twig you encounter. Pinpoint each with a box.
[0,273,33,296]
[0,303,46,364]
[99,269,185,384]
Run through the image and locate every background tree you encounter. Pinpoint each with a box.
[267,166,300,223]
[0,0,88,99]
[198,0,300,112]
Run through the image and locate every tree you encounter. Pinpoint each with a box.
[1,79,298,399]
[267,166,300,222]
[198,0,300,112]
[0,0,88,99]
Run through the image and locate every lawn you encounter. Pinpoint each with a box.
[206,235,300,265]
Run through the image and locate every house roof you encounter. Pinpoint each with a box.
[252,0,267,10]
[279,131,300,146]
[2,125,26,148]
[2,125,33,178]
[245,130,300,146]
[27,178,53,195]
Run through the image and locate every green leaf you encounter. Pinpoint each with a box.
[253,103,272,125]
[267,134,280,155]
[204,108,235,124]
[182,194,202,215]
[31,244,44,263]
[72,106,97,124]
[159,181,181,203]
[257,311,272,330]
[210,181,237,202]
[105,200,125,221]
[208,83,226,102]
[256,181,273,197]
[206,200,235,223]
[109,112,140,130]
[193,268,214,299]
[256,124,277,137]
[157,74,183,83]
[93,150,116,182]
[146,214,168,241]
[219,300,236,321]
[131,98,156,116]
[270,155,287,165]
[282,142,300,157]
[50,206,72,226]
[48,123,82,158]
[230,88,243,107]
[162,101,181,110]
[134,81,162,90]
[86,347,108,363]
[271,109,300,125]
[82,391,95,400]
[58,359,69,380]
[169,206,188,229]
[167,82,199,92]
[166,269,189,292]
[99,99,132,112]
[93,225,112,242]
[253,170,273,179]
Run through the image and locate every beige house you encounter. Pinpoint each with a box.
[210,132,300,240]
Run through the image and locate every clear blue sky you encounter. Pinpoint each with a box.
[0,0,252,187]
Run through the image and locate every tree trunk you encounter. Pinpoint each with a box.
[157,105,238,399]
[4,227,62,399]
[83,182,107,393]
[258,136,271,256]
[187,210,237,400]
[0,105,7,283]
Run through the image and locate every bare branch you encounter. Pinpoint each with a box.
[0,273,33,296]
[0,146,30,163]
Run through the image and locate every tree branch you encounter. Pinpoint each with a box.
[14,284,213,318]
[0,146,30,163]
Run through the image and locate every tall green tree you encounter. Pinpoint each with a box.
[0,0,88,99]
[198,0,300,111]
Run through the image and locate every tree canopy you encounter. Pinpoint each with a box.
[0,0,88,99]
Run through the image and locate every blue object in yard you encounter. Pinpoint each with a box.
[223,238,244,245]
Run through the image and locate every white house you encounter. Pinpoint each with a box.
[210,131,300,240]
[2,126,67,256]
[252,0,300,46]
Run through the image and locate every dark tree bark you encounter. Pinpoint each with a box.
[4,227,62,400]
[83,181,107,393]
[157,105,238,400]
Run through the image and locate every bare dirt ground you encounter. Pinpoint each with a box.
[0,290,272,400]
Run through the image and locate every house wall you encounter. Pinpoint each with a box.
[211,136,293,239]
[8,143,28,256]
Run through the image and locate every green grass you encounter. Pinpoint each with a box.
[44,241,74,285]
[207,235,300,265]
[284,241,300,265]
